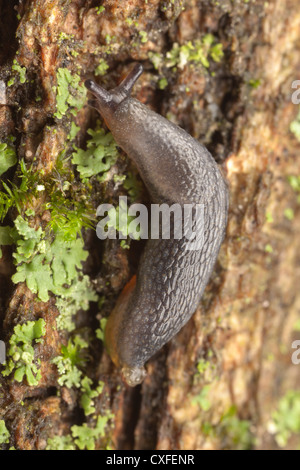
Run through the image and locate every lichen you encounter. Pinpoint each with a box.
[268,391,300,448]
[0,140,17,177]
[0,420,10,445]
[72,124,119,181]
[54,68,87,119]
[2,319,46,386]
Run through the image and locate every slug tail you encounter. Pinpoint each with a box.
[122,366,147,387]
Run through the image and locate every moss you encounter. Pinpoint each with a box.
[0,160,39,222]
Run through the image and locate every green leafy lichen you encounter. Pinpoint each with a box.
[11,217,89,303]
[0,153,97,330]
[2,319,46,386]
[191,385,212,411]
[119,171,143,202]
[284,208,294,221]
[219,406,254,450]
[0,142,17,177]
[201,405,254,450]
[52,336,88,388]
[95,59,109,77]
[287,175,300,204]
[139,31,148,44]
[269,391,300,448]
[290,108,300,142]
[47,411,115,450]
[46,435,76,450]
[71,415,112,450]
[96,318,107,342]
[104,198,141,241]
[165,35,224,70]
[95,5,105,14]
[80,377,104,416]
[7,60,27,87]
[13,253,53,302]
[148,35,224,91]
[0,420,10,445]
[54,68,87,119]
[55,276,98,332]
[158,77,168,90]
[72,124,119,180]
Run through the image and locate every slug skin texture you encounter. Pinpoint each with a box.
[85,64,229,386]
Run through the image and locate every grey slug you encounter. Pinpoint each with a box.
[85,64,229,387]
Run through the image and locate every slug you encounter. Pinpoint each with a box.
[85,64,229,387]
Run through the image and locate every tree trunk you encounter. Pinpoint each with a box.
[0,0,299,450]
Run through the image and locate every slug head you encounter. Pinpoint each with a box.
[85,63,143,126]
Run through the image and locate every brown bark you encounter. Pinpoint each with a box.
[0,0,300,450]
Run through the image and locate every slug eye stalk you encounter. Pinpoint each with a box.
[85,63,143,112]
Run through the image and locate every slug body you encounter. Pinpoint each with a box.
[85,65,229,386]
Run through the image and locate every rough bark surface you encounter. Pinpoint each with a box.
[0,0,299,450]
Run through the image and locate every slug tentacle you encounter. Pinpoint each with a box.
[85,64,143,116]
[86,64,229,387]
[114,63,143,97]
